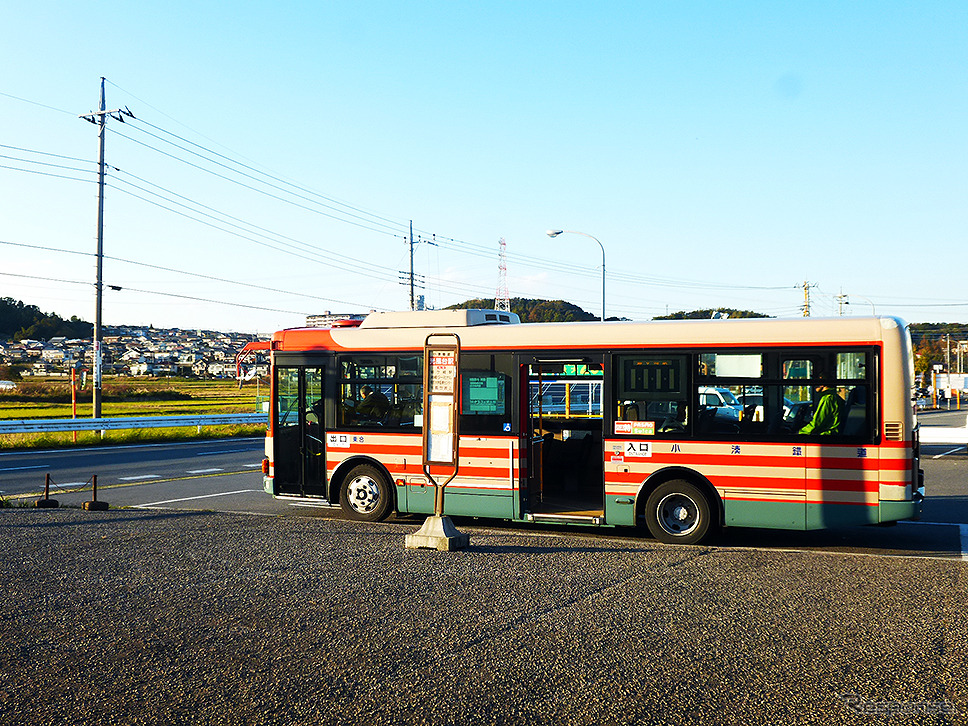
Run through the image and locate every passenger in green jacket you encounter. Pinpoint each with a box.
[799,383,845,435]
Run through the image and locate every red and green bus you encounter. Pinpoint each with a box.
[259,309,923,544]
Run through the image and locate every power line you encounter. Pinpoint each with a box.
[131,117,408,232]
[0,90,74,115]
[0,163,94,184]
[0,143,95,165]
[0,271,91,286]
[0,88,824,310]
[0,239,390,310]
[112,125,407,238]
[110,169,402,277]
[112,286,313,316]
[0,152,97,176]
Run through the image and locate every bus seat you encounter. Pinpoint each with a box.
[843,387,867,437]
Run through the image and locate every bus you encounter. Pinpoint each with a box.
[259,309,923,545]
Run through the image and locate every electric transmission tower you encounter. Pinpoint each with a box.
[495,238,510,312]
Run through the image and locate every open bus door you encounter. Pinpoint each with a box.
[273,366,327,497]
[524,357,605,522]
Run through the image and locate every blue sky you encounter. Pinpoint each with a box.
[1,1,966,332]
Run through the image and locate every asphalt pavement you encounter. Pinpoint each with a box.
[1,508,965,726]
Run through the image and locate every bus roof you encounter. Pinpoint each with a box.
[270,312,909,353]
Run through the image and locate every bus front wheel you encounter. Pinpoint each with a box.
[644,480,713,545]
[340,464,393,522]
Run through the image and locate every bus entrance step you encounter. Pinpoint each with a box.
[527,513,604,526]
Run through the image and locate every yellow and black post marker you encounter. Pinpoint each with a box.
[405,333,470,551]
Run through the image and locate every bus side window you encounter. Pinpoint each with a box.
[614,355,688,436]
[338,354,423,429]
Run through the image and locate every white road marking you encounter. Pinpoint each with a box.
[186,468,223,474]
[287,501,337,508]
[0,464,47,472]
[932,446,965,459]
[135,489,262,507]
[0,438,264,458]
[196,450,246,456]
[243,463,263,468]
[119,474,161,481]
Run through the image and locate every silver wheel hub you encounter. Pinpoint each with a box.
[656,493,700,536]
[347,475,381,514]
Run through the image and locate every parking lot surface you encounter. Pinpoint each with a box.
[1,508,965,725]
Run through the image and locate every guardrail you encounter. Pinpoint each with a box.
[0,413,266,435]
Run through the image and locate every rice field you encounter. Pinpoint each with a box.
[0,376,268,450]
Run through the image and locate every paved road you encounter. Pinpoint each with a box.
[2,438,965,561]
[0,437,265,497]
[1,508,964,725]
[1,437,965,723]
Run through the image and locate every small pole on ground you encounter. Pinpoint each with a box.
[82,474,109,511]
[35,473,60,508]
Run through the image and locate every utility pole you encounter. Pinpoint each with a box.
[79,77,133,418]
[399,221,435,310]
[835,289,849,316]
[799,281,816,317]
[409,220,415,311]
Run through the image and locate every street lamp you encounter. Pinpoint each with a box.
[546,230,605,322]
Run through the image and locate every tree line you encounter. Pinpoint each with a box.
[0,298,91,341]
[2,294,963,379]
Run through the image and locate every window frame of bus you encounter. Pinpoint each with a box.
[459,353,515,435]
[337,353,424,430]
[613,354,689,437]
[695,347,877,442]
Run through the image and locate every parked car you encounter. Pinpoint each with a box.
[698,386,742,422]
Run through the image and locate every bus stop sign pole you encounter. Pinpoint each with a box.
[405,333,469,551]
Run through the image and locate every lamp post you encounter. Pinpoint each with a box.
[546,230,605,321]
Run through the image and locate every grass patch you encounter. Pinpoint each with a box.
[0,424,267,451]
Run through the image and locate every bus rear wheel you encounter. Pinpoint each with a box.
[340,464,393,522]
[644,480,713,545]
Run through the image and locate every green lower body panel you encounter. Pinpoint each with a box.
[401,485,514,519]
[806,503,879,529]
[724,499,806,530]
[605,497,637,527]
[879,499,921,523]
[444,491,514,519]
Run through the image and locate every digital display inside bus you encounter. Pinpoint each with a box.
[462,373,507,415]
[624,359,682,394]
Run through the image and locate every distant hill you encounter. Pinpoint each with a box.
[447,298,600,323]
[908,322,968,345]
[0,297,91,341]
[653,308,771,320]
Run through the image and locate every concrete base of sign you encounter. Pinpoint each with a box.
[404,515,470,551]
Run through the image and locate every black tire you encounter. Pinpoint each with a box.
[644,479,714,545]
[339,464,393,522]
